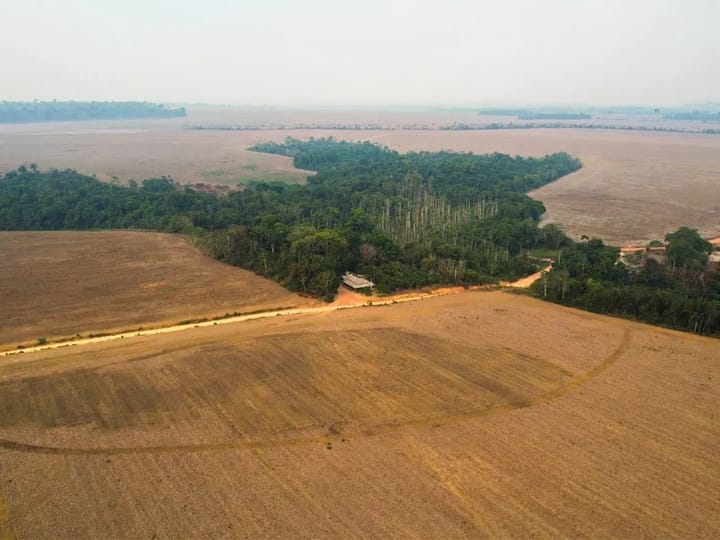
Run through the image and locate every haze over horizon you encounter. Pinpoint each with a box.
[1,0,718,107]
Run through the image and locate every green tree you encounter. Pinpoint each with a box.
[665,227,712,272]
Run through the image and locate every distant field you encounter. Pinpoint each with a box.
[2,107,720,243]
[0,291,717,537]
[0,231,311,348]
[0,127,312,186]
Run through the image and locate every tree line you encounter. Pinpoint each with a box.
[442,123,720,135]
[531,227,720,335]
[664,111,720,122]
[0,101,186,123]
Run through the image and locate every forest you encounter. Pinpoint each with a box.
[531,228,720,335]
[0,101,186,123]
[0,139,580,299]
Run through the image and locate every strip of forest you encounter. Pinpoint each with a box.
[0,101,186,123]
[189,123,720,135]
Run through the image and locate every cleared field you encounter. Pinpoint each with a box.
[0,127,312,186]
[0,231,310,348]
[2,107,719,244]
[0,291,717,538]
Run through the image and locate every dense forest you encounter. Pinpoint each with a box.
[0,101,186,123]
[531,228,720,335]
[0,139,580,299]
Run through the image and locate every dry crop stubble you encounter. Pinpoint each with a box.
[0,128,311,186]
[0,231,312,348]
[0,292,718,537]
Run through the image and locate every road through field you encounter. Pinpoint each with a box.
[1,268,552,357]
[0,291,435,357]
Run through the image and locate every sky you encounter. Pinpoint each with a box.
[1,0,718,106]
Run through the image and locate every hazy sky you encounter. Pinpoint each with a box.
[1,0,718,106]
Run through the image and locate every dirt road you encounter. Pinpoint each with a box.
[0,291,432,357]
[1,266,554,357]
[500,263,552,288]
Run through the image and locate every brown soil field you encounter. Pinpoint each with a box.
[2,107,719,244]
[0,127,313,186]
[0,231,311,349]
[0,291,717,538]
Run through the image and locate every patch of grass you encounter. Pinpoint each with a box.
[528,247,561,260]
[202,168,307,187]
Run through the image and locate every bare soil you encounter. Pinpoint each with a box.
[0,291,718,538]
[0,231,311,348]
[0,127,312,186]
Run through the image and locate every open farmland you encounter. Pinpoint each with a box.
[2,107,720,244]
[0,231,311,349]
[0,291,717,538]
[0,126,313,186]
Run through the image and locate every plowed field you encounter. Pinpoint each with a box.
[0,292,717,538]
[0,231,310,348]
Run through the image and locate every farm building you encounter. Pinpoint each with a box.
[341,272,375,291]
[619,246,666,268]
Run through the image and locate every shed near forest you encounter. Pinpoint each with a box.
[341,272,375,290]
